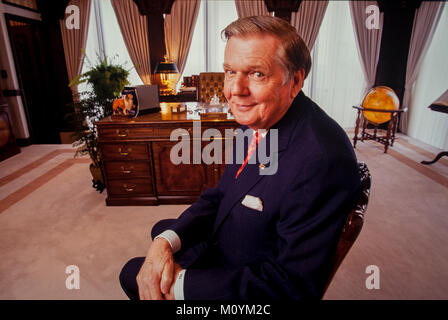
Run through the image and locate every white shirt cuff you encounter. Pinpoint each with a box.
[154,229,181,253]
[174,269,186,300]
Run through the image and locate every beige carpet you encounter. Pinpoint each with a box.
[0,133,447,300]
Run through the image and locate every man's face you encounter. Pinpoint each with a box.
[223,34,304,130]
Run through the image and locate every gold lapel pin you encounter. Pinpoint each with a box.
[259,164,265,170]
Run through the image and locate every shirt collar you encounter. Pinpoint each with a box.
[253,129,268,138]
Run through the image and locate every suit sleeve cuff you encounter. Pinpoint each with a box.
[174,269,186,300]
[154,230,181,253]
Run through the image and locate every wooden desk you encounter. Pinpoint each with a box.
[97,102,237,206]
[421,104,448,165]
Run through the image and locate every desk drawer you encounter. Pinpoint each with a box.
[107,178,153,195]
[99,127,154,140]
[153,126,235,139]
[104,161,151,178]
[100,127,191,140]
[101,143,148,160]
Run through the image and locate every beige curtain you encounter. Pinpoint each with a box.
[164,0,200,86]
[349,1,384,95]
[111,0,151,85]
[235,0,271,17]
[291,0,328,51]
[400,1,444,133]
[59,0,92,97]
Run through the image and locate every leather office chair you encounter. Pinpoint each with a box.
[198,72,226,103]
[324,162,371,294]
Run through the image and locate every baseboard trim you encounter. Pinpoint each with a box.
[16,138,31,147]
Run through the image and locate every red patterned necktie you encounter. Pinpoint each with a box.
[235,130,261,179]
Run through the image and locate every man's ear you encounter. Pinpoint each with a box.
[290,69,305,99]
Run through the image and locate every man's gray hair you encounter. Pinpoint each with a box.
[222,15,312,83]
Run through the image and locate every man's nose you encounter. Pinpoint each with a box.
[229,74,249,96]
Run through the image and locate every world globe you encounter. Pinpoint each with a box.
[362,86,400,124]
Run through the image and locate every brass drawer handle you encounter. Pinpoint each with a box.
[116,129,129,137]
[123,184,136,192]
[118,147,132,156]
[120,166,134,174]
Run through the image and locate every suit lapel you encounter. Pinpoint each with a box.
[212,129,259,233]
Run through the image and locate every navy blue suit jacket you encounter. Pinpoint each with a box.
[169,91,361,300]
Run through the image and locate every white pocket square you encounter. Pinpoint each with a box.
[241,195,263,212]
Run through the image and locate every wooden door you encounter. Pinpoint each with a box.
[5,14,72,143]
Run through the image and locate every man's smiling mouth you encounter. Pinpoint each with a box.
[233,103,257,111]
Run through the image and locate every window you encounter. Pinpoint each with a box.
[407,4,448,150]
[180,0,238,83]
[178,1,205,81]
[78,0,142,93]
[305,1,366,129]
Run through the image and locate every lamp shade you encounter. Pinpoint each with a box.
[154,56,179,74]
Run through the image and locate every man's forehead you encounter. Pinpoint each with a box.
[226,32,279,41]
[225,33,279,49]
[223,36,287,78]
[224,35,279,59]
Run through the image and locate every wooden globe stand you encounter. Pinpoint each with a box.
[352,105,407,153]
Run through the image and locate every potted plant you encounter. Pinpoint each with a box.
[69,55,130,192]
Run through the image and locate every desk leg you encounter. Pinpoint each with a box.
[421,151,448,165]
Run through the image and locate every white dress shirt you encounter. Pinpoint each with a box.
[154,230,185,300]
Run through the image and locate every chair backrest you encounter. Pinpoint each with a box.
[198,72,226,103]
[323,162,371,293]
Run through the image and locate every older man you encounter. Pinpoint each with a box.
[119,16,360,300]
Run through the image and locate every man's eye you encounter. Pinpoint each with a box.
[254,72,264,78]
[225,70,235,76]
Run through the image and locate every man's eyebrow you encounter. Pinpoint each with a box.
[249,64,269,70]
[222,63,269,71]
